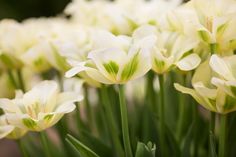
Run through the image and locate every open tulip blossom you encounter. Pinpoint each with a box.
[1,0,236,157]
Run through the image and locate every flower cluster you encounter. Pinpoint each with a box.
[0,0,236,157]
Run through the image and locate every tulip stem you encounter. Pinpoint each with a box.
[17,139,29,157]
[40,131,51,157]
[7,70,18,89]
[209,112,217,157]
[118,85,133,157]
[158,74,166,157]
[84,85,94,132]
[177,75,186,141]
[101,86,124,157]
[17,69,25,92]
[219,114,228,157]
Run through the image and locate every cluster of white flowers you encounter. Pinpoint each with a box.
[0,0,236,141]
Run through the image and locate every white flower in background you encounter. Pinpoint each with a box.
[19,18,70,72]
[136,25,201,74]
[116,0,182,27]
[0,115,27,139]
[52,25,101,87]
[66,27,157,84]
[64,0,182,35]
[0,81,83,131]
[165,0,236,55]
[0,20,24,69]
[175,55,236,114]
[0,72,15,98]
[63,77,84,95]
[64,0,136,35]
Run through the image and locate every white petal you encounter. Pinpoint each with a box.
[176,53,201,71]
[210,55,234,80]
[65,64,87,78]
[174,83,216,112]
[193,82,217,99]
[0,125,14,139]
[86,68,113,84]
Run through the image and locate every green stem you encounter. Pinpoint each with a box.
[158,74,166,157]
[17,69,25,92]
[101,86,124,157]
[176,75,186,141]
[209,112,216,157]
[219,114,228,157]
[192,103,199,157]
[7,70,18,89]
[40,131,51,157]
[84,85,93,132]
[118,85,133,157]
[17,139,29,157]
[146,72,156,111]
[75,102,84,133]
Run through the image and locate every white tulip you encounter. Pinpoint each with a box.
[175,55,236,114]
[0,115,27,139]
[66,27,157,84]
[0,81,83,131]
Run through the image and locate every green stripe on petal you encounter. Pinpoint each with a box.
[121,53,139,81]
[154,59,165,71]
[22,118,37,129]
[103,61,119,75]
[198,30,211,43]
[44,114,53,122]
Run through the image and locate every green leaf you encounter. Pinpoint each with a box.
[135,142,156,157]
[66,134,100,157]
[79,130,113,157]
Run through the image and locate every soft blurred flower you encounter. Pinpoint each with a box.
[52,25,101,87]
[0,20,24,70]
[64,0,181,35]
[0,81,83,131]
[0,115,27,139]
[0,72,15,98]
[136,25,201,74]
[175,55,236,114]
[165,0,236,55]
[66,27,156,84]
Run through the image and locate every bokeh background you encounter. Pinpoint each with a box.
[0,0,70,21]
[0,1,70,156]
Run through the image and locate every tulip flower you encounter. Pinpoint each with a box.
[166,0,236,55]
[0,80,83,131]
[66,27,157,84]
[174,54,236,114]
[0,115,27,139]
[135,25,201,74]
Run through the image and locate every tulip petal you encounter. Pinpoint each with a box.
[176,53,201,71]
[210,54,234,80]
[174,83,216,112]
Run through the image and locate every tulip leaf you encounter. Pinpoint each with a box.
[79,130,113,157]
[66,134,100,157]
[135,142,156,157]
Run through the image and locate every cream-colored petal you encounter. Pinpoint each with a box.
[176,53,201,71]
[192,59,212,86]
[210,54,234,80]
[0,99,21,113]
[174,83,216,112]
[85,67,114,84]
[193,82,217,99]
[65,62,88,78]
[0,125,14,139]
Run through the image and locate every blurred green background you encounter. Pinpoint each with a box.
[0,0,71,21]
